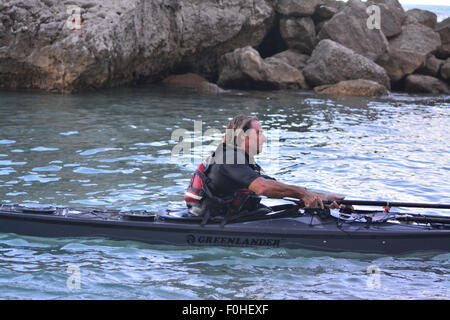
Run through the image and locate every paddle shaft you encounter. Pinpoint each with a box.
[322,199,450,209]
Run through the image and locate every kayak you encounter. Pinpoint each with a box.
[0,203,449,254]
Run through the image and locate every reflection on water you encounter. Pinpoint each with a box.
[0,86,449,299]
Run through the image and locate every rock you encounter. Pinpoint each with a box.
[440,58,450,83]
[314,79,389,96]
[416,56,444,77]
[405,9,437,29]
[262,57,309,89]
[317,0,388,61]
[313,0,345,22]
[279,17,316,54]
[374,0,407,23]
[313,5,338,22]
[267,49,309,69]
[435,18,450,59]
[371,0,405,14]
[377,23,441,82]
[175,0,275,78]
[217,46,309,90]
[368,0,405,38]
[0,0,275,92]
[162,73,207,88]
[197,81,227,94]
[303,39,391,89]
[404,74,449,94]
[315,20,326,34]
[276,0,323,17]
[162,73,225,93]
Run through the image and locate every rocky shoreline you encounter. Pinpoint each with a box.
[0,0,449,95]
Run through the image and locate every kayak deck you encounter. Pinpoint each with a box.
[0,204,449,254]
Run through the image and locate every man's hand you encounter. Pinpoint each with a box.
[302,192,346,209]
[322,194,354,210]
[302,190,325,209]
[322,194,344,209]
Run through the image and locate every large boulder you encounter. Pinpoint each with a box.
[416,56,444,77]
[161,73,225,93]
[0,0,275,92]
[377,23,441,82]
[405,9,437,29]
[404,74,449,94]
[217,46,309,90]
[440,58,450,83]
[279,17,316,54]
[435,18,450,59]
[371,0,405,15]
[368,0,406,38]
[267,49,310,70]
[317,0,388,61]
[276,0,324,17]
[314,79,389,96]
[303,39,391,89]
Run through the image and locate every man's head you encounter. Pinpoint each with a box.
[223,114,267,156]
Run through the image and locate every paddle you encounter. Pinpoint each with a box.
[283,196,450,209]
[282,197,450,225]
[321,199,450,210]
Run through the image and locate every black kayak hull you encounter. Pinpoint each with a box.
[0,207,449,254]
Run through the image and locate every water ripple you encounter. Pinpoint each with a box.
[0,88,449,299]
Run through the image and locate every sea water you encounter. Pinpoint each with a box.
[0,86,449,299]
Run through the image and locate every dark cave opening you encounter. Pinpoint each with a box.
[257,15,288,58]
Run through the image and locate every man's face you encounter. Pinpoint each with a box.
[245,120,267,155]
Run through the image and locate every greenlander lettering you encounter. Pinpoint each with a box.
[186,234,280,247]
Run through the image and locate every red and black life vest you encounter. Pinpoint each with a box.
[184,155,260,217]
[184,158,213,208]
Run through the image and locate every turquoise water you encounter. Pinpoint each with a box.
[0,86,449,299]
[1,234,449,299]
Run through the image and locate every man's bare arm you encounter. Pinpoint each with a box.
[249,177,326,208]
[249,177,346,208]
[248,177,307,198]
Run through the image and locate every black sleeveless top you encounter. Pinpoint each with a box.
[206,143,275,198]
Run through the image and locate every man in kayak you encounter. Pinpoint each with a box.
[185,114,345,217]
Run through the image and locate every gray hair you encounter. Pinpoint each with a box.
[223,114,258,147]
